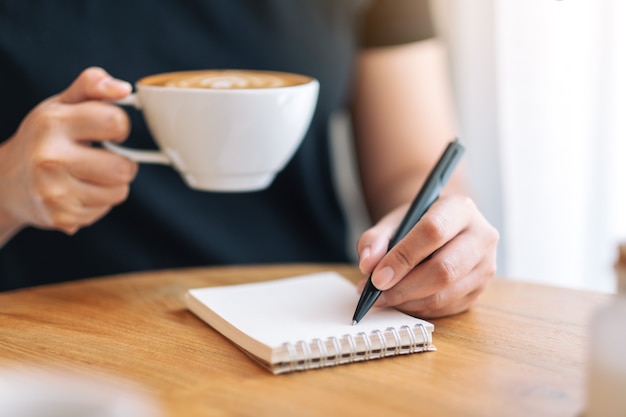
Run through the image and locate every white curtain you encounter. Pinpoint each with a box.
[433,0,626,291]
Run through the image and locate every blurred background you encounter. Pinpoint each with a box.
[333,0,626,293]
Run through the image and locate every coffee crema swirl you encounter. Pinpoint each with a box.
[141,70,312,89]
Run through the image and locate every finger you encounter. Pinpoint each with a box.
[67,147,138,186]
[370,195,475,290]
[37,179,130,233]
[376,217,498,319]
[392,267,491,319]
[377,228,487,307]
[32,136,138,187]
[47,198,119,235]
[59,67,132,104]
[75,182,132,208]
[59,100,131,143]
[356,217,398,275]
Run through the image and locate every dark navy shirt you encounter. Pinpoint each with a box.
[0,0,433,289]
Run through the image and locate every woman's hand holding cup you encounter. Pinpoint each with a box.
[1,66,318,240]
[0,67,138,238]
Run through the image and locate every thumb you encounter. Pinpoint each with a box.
[356,205,407,275]
[58,67,132,104]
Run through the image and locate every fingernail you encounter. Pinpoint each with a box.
[373,266,394,290]
[100,77,132,93]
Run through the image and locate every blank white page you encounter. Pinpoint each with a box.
[187,271,433,348]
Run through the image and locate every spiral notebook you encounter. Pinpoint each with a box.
[184,271,435,374]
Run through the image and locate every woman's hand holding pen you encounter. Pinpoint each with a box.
[356,194,499,319]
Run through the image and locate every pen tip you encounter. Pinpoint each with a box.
[352,320,358,326]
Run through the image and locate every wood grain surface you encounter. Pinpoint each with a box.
[0,264,609,417]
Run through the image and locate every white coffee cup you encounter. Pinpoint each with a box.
[0,367,162,417]
[104,69,319,192]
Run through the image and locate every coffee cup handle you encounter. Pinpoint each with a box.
[103,94,171,165]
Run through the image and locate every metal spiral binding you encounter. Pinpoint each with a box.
[281,323,430,372]
[387,326,402,355]
[331,336,342,366]
[372,329,387,359]
[313,338,328,363]
[417,322,430,351]
[298,340,312,369]
[357,331,372,359]
[401,324,418,353]
[344,333,357,361]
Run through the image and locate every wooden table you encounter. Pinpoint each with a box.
[0,264,610,417]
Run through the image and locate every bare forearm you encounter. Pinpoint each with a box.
[0,140,24,248]
[351,39,459,220]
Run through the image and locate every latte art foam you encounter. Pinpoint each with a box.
[141,70,312,90]
[166,73,288,89]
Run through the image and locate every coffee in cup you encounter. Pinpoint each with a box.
[144,69,312,89]
[104,69,319,192]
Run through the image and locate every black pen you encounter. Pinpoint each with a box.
[351,138,465,325]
